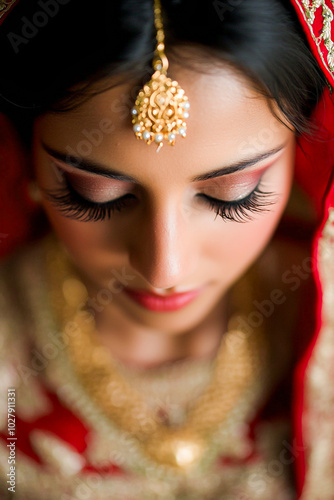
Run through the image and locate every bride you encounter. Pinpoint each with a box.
[0,0,333,498]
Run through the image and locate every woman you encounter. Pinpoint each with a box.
[0,0,333,498]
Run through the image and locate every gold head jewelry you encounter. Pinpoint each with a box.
[131,0,190,152]
[45,238,268,471]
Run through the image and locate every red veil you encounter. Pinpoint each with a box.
[289,2,334,496]
[0,0,333,497]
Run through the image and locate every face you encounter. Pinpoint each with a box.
[33,59,295,336]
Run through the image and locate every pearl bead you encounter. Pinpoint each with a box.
[154,133,164,143]
[183,111,189,119]
[133,124,141,133]
[131,108,138,115]
[183,101,190,110]
[178,127,186,136]
[168,133,176,142]
[143,131,151,141]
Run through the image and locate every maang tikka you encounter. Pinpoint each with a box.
[131,0,190,152]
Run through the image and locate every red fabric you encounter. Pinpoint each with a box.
[295,88,334,218]
[0,114,42,258]
[291,85,334,495]
[289,2,334,493]
[0,384,126,476]
[291,0,334,89]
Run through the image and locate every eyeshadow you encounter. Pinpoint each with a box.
[51,160,134,203]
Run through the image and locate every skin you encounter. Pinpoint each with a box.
[32,57,296,369]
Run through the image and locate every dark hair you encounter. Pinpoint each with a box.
[0,0,327,143]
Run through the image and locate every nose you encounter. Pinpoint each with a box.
[128,198,198,290]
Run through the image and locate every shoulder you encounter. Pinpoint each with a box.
[0,235,53,427]
[0,236,46,342]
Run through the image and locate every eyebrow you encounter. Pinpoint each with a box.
[42,142,137,182]
[191,144,285,181]
[42,141,286,183]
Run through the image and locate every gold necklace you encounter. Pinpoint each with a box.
[45,237,268,471]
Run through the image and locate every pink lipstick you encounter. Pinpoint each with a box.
[123,287,203,312]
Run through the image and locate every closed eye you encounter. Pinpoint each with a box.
[42,174,276,223]
[196,183,276,222]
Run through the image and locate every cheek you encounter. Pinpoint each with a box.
[41,203,127,275]
[204,216,274,277]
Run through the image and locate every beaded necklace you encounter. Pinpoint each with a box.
[45,237,268,471]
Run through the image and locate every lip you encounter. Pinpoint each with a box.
[123,286,205,312]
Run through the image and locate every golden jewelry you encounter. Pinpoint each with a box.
[46,238,267,471]
[131,0,190,152]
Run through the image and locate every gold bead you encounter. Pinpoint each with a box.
[145,431,206,468]
[62,277,88,306]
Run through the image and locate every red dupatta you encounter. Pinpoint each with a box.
[289,2,334,498]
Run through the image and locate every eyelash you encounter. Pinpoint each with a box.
[43,176,276,223]
[196,185,276,223]
[43,177,135,222]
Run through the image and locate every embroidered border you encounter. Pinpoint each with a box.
[294,1,334,83]
[0,0,18,20]
[300,208,334,499]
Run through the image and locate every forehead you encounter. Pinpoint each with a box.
[34,60,289,182]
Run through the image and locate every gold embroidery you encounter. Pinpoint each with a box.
[0,0,18,19]
[0,426,295,500]
[295,1,334,80]
[30,430,86,476]
[300,208,334,499]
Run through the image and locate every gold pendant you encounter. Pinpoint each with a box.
[131,0,190,152]
[145,430,206,468]
[132,69,190,152]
